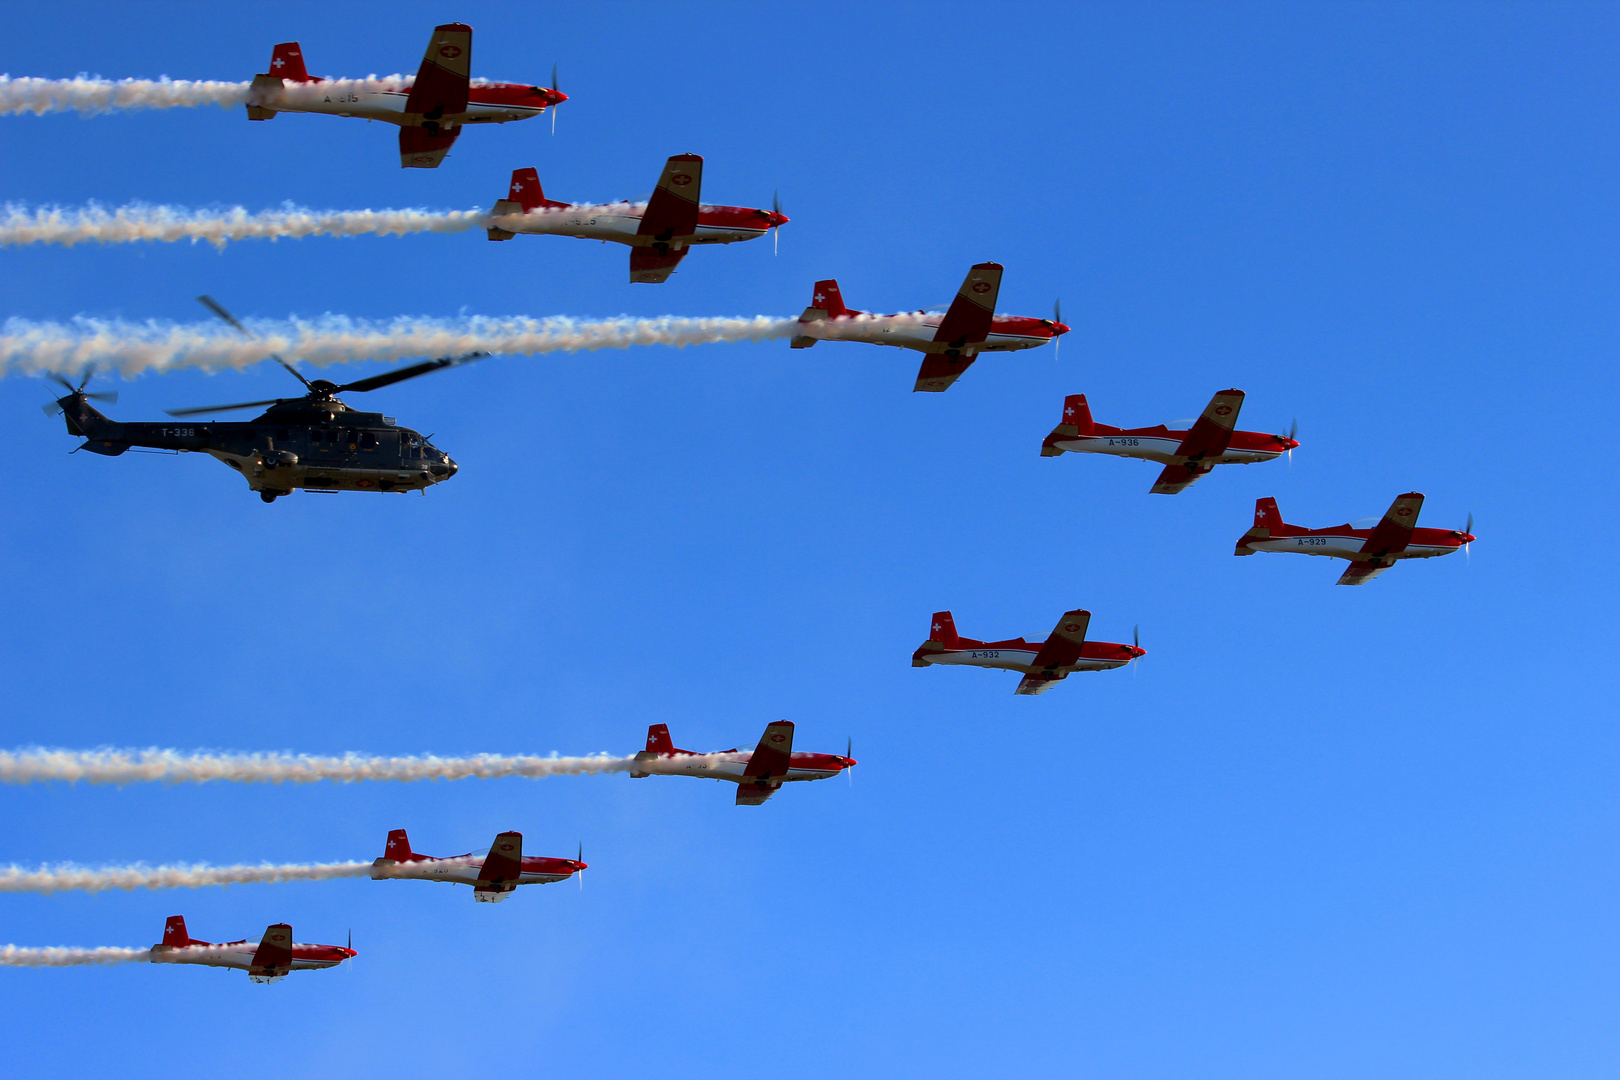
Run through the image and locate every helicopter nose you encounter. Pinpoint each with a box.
[446,459,458,477]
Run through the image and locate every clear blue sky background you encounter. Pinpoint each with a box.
[0,2,1614,1077]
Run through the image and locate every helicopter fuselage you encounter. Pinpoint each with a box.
[59,395,457,499]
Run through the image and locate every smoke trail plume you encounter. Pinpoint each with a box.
[0,203,492,249]
[0,310,922,379]
[0,945,151,967]
[0,75,253,115]
[0,746,743,786]
[0,313,810,378]
[0,860,385,894]
[0,74,425,116]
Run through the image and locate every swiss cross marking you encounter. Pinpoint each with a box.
[1396,507,1413,516]
[1214,405,1232,416]
[971,281,992,294]
[670,173,693,187]
[438,45,462,59]
[272,57,284,68]
[769,733,786,743]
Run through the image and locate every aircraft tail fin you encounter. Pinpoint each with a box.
[384,829,415,861]
[1042,393,1094,455]
[162,916,194,948]
[645,723,677,755]
[268,43,313,82]
[1238,496,1283,554]
[509,168,545,212]
[1255,496,1283,533]
[810,279,849,318]
[913,610,963,665]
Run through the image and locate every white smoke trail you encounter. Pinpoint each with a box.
[0,74,421,116]
[0,310,925,379]
[0,746,749,786]
[0,203,492,249]
[0,313,813,378]
[0,202,665,250]
[0,860,385,894]
[0,945,151,966]
[0,75,253,115]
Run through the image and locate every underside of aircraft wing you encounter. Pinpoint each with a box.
[735,778,782,805]
[1149,459,1218,495]
[400,123,460,168]
[914,353,978,392]
[477,832,523,888]
[629,247,689,283]
[1336,558,1395,586]
[1014,672,1065,695]
[1358,493,1423,558]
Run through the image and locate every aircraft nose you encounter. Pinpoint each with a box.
[446,459,458,477]
[548,89,569,106]
[1050,322,1071,336]
[1280,437,1300,450]
[769,212,790,227]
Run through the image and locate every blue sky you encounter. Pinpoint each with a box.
[0,2,1616,1077]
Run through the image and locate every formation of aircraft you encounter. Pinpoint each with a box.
[371,829,586,902]
[630,721,855,805]
[913,609,1144,696]
[247,23,566,167]
[1236,493,1474,585]
[487,157,789,282]
[149,916,354,983]
[1042,389,1299,494]
[790,263,1069,391]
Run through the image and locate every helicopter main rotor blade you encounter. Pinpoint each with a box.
[164,398,287,418]
[196,295,314,390]
[334,351,488,395]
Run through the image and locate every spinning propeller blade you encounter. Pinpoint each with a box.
[847,736,854,786]
[196,295,313,389]
[550,63,561,134]
[577,841,584,891]
[772,189,782,255]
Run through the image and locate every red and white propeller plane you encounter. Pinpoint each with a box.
[1235,493,1476,585]
[487,156,788,282]
[1042,389,1299,494]
[629,721,855,805]
[790,263,1069,391]
[913,609,1144,695]
[247,23,566,168]
[149,916,355,984]
[370,829,586,902]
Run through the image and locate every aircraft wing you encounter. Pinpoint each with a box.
[1359,492,1423,557]
[400,23,471,168]
[736,721,794,806]
[1149,460,1218,495]
[915,263,1002,391]
[931,263,1002,348]
[1014,672,1066,696]
[1150,390,1244,494]
[248,923,294,982]
[405,23,471,120]
[477,832,523,886]
[637,155,704,241]
[1028,609,1091,671]
[736,780,782,805]
[629,247,689,284]
[1336,558,1395,586]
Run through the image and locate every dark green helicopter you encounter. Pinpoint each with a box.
[46,297,485,503]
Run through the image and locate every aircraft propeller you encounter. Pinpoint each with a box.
[773,190,783,255]
[1456,511,1474,563]
[1132,625,1141,675]
[40,371,117,414]
[548,63,562,134]
[846,735,854,787]
[577,841,585,892]
[1282,418,1298,467]
[168,295,487,417]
